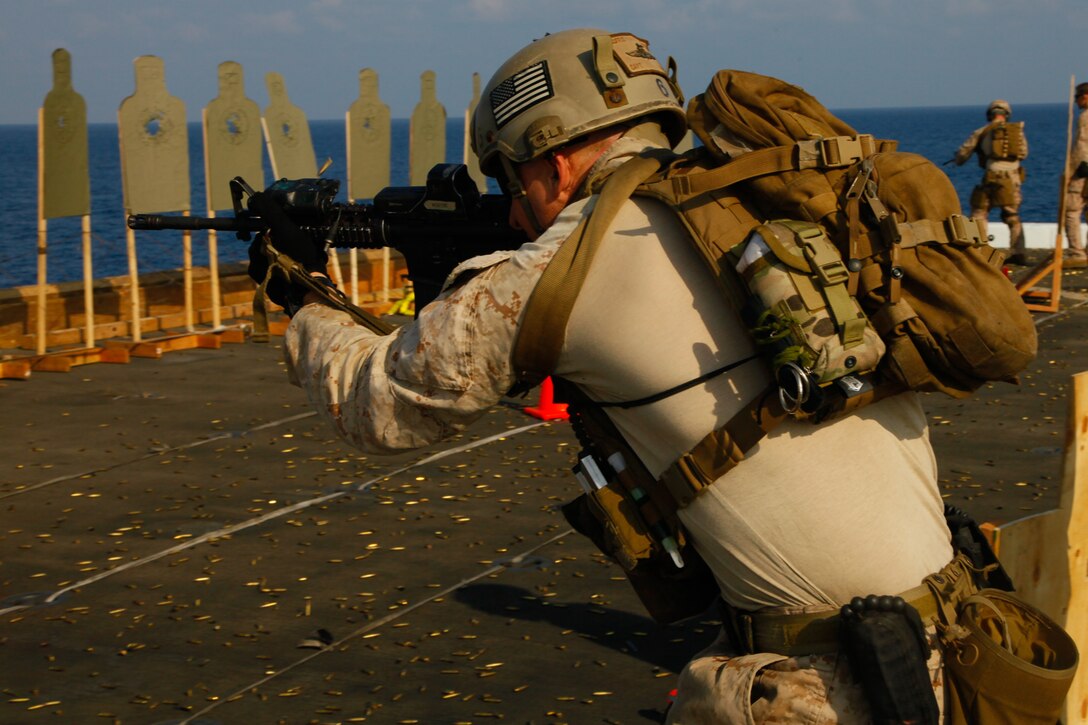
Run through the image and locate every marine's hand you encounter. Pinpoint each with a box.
[246,192,329,273]
[247,233,291,308]
[245,192,329,312]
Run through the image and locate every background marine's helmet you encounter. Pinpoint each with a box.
[987,99,1012,120]
[471,28,686,179]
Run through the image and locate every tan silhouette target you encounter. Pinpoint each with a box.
[262,72,316,179]
[41,48,90,220]
[409,70,446,185]
[203,61,263,212]
[118,55,190,215]
[346,68,391,201]
[462,72,487,193]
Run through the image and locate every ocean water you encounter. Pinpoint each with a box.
[0,104,1071,289]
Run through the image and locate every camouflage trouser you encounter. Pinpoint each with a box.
[970,170,1024,254]
[665,616,944,724]
[1064,177,1087,254]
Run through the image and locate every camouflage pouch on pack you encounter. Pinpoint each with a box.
[732,219,884,415]
[686,70,1038,399]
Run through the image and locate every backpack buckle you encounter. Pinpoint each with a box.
[799,134,874,169]
[798,225,850,287]
[945,214,984,245]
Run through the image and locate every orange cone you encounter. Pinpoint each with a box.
[524,376,569,421]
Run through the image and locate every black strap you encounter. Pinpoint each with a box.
[597,354,760,409]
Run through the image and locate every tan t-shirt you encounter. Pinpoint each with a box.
[560,196,951,609]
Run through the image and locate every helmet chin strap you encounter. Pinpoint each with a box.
[500,155,545,238]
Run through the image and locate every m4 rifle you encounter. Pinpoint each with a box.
[128,163,523,314]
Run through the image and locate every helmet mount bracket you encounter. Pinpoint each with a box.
[593,34,630,109]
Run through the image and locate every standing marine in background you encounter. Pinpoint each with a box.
[1063,82,1088,268]
[953,100,1029,265]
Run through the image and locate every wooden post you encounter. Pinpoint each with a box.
[125,220,142,341]
[182,213,193,332]
[327,249,345,287]
[350,249,360,306]
[36,105,47,355]
[207,215,222,329]
[35,217,48,354]
[989,370,1087,722]
[81,213,95,346]
[381,248,390,304]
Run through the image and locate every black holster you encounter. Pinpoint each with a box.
[839,595,940,725]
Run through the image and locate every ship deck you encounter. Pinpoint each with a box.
[1,258,1085,724]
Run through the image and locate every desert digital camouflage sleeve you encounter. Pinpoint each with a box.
[282,199,590,453]
[954,124,987,165]
[1072,109,1088,169]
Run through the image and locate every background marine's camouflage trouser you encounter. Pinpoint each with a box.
[665,613,943,724]
[969,170,1024,255]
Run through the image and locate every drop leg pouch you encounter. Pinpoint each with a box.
[938,589,1078,725]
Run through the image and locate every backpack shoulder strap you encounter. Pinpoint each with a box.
[511,152,667,387]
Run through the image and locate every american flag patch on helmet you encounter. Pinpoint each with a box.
[490,61,553,128]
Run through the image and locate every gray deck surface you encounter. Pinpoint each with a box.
[1,261,1085,724]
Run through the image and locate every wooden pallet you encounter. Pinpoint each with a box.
[0,359,33,380]
[2,326,248,378]
[105,327,246,359]
[1,346,131,378]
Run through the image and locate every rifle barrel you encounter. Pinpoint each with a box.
[128,214,263,233]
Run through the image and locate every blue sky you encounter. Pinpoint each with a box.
[1,0,1085,125]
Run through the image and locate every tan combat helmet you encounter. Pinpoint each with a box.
[987,99,1012,120]
[471,28,686,181]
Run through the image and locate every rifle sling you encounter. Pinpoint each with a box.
[511,153,667,386]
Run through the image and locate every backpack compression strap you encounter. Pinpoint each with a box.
[643,134,886,204]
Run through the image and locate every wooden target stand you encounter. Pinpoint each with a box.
[1019,76,1078,313]
[1,50,134,380]
[1017,246,1064,312]
[2,55,247,382]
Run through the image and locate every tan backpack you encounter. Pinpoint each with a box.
[989,121,1027,161]
[517,70,1037,407]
